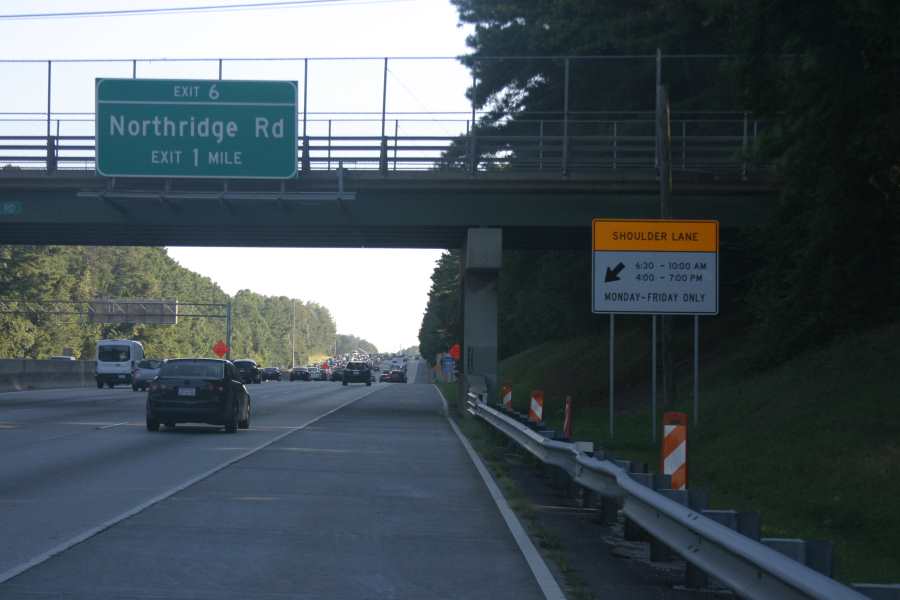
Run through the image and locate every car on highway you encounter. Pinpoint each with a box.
[146,358,251,433]
[233,359,262,384]
[49,355,76,361]
[96,339,145,388]
[132,359,162,391]
[261,366,282,382]
[342,361,372,386]
[308,366,323,380]
[289,366,310,381]
[387,369,407,383]
[379,370,392,382]
[330,365,345,381]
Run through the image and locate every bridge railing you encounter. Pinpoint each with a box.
[0,112,765,177]
[0,54,770,178]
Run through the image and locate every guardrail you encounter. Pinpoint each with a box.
[464,392,890,600]
[0,114,765,176]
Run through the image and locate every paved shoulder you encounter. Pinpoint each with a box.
[0,383,547,600]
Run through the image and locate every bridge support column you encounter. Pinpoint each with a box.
[462,228,502,406]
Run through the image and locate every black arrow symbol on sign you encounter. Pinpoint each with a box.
[605,262,626,282]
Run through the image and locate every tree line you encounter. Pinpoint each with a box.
[0,245,375,366]
[419,0,900,366]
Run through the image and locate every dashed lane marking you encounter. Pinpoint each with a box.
[0,386,381,586]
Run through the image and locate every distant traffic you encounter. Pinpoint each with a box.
[91,338,416,434]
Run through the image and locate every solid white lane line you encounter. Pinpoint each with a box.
[434,385,566,600]
[0,386,380,586]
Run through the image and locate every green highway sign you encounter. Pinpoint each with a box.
[96,79,298,179]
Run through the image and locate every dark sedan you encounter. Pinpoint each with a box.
[289,367,310,381]
[262,367,282,382]
[342,361,372,386]
[146,358,251,433]
[233,359,261,384]
[387,369,407,383]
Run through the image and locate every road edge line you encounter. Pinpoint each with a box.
[0,387,378,586]
[433,384,567,600]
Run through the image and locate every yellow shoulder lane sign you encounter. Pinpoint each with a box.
[592,219,719,315]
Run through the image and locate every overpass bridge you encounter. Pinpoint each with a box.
[0,54,779,399]
[0,54,776,249]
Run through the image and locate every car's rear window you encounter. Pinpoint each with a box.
[160,361,224,379]
[98,345,130,362]
[233,361,255,368]
[346,362,367,369]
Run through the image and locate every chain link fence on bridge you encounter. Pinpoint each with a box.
[0,55,767,177]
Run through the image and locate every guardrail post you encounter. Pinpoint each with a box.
[302,136,311,172]
[393,119,399,172]
[598,496,618,525]
[46,135,57,174]
[379,137,388,174]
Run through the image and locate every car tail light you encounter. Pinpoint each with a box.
[149,380,161,392]
[207,382,224,393]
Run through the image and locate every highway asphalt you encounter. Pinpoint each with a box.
[0,360,546,599]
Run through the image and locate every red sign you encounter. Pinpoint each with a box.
[449,343,461,361]
[212,340,229,358]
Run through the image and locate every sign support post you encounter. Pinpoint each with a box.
[609,314,615,438]
[651,315,657,442]
[694,315,700,426]
[592,219,719,433]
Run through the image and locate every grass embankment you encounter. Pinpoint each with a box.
[495,320,900,583]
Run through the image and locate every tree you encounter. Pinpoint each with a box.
[732,0,900,362]
[419,251,461,364]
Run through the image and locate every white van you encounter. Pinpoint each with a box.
[96,339,144,388]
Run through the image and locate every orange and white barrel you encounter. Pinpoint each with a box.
[661,411,688,490]
[501,384,513,410]
[528,390,544,423]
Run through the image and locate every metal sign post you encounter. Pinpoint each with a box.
[651,315,657,441]
[591,219,718,433]
[609,314,615,438]
[694,315,700,426]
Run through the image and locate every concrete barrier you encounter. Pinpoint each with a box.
[0,359,95,392]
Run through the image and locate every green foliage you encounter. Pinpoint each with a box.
[499,322,900,582]
[336,333,378,356]
[0,245,337,365]
[418,251,462,364]
[447,0,900,365]
[731,0,900,363]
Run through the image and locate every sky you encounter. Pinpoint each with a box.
[0,0,474,353]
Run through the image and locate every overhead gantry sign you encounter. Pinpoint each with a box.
[95,78,298,179]
[592,219,719,315]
